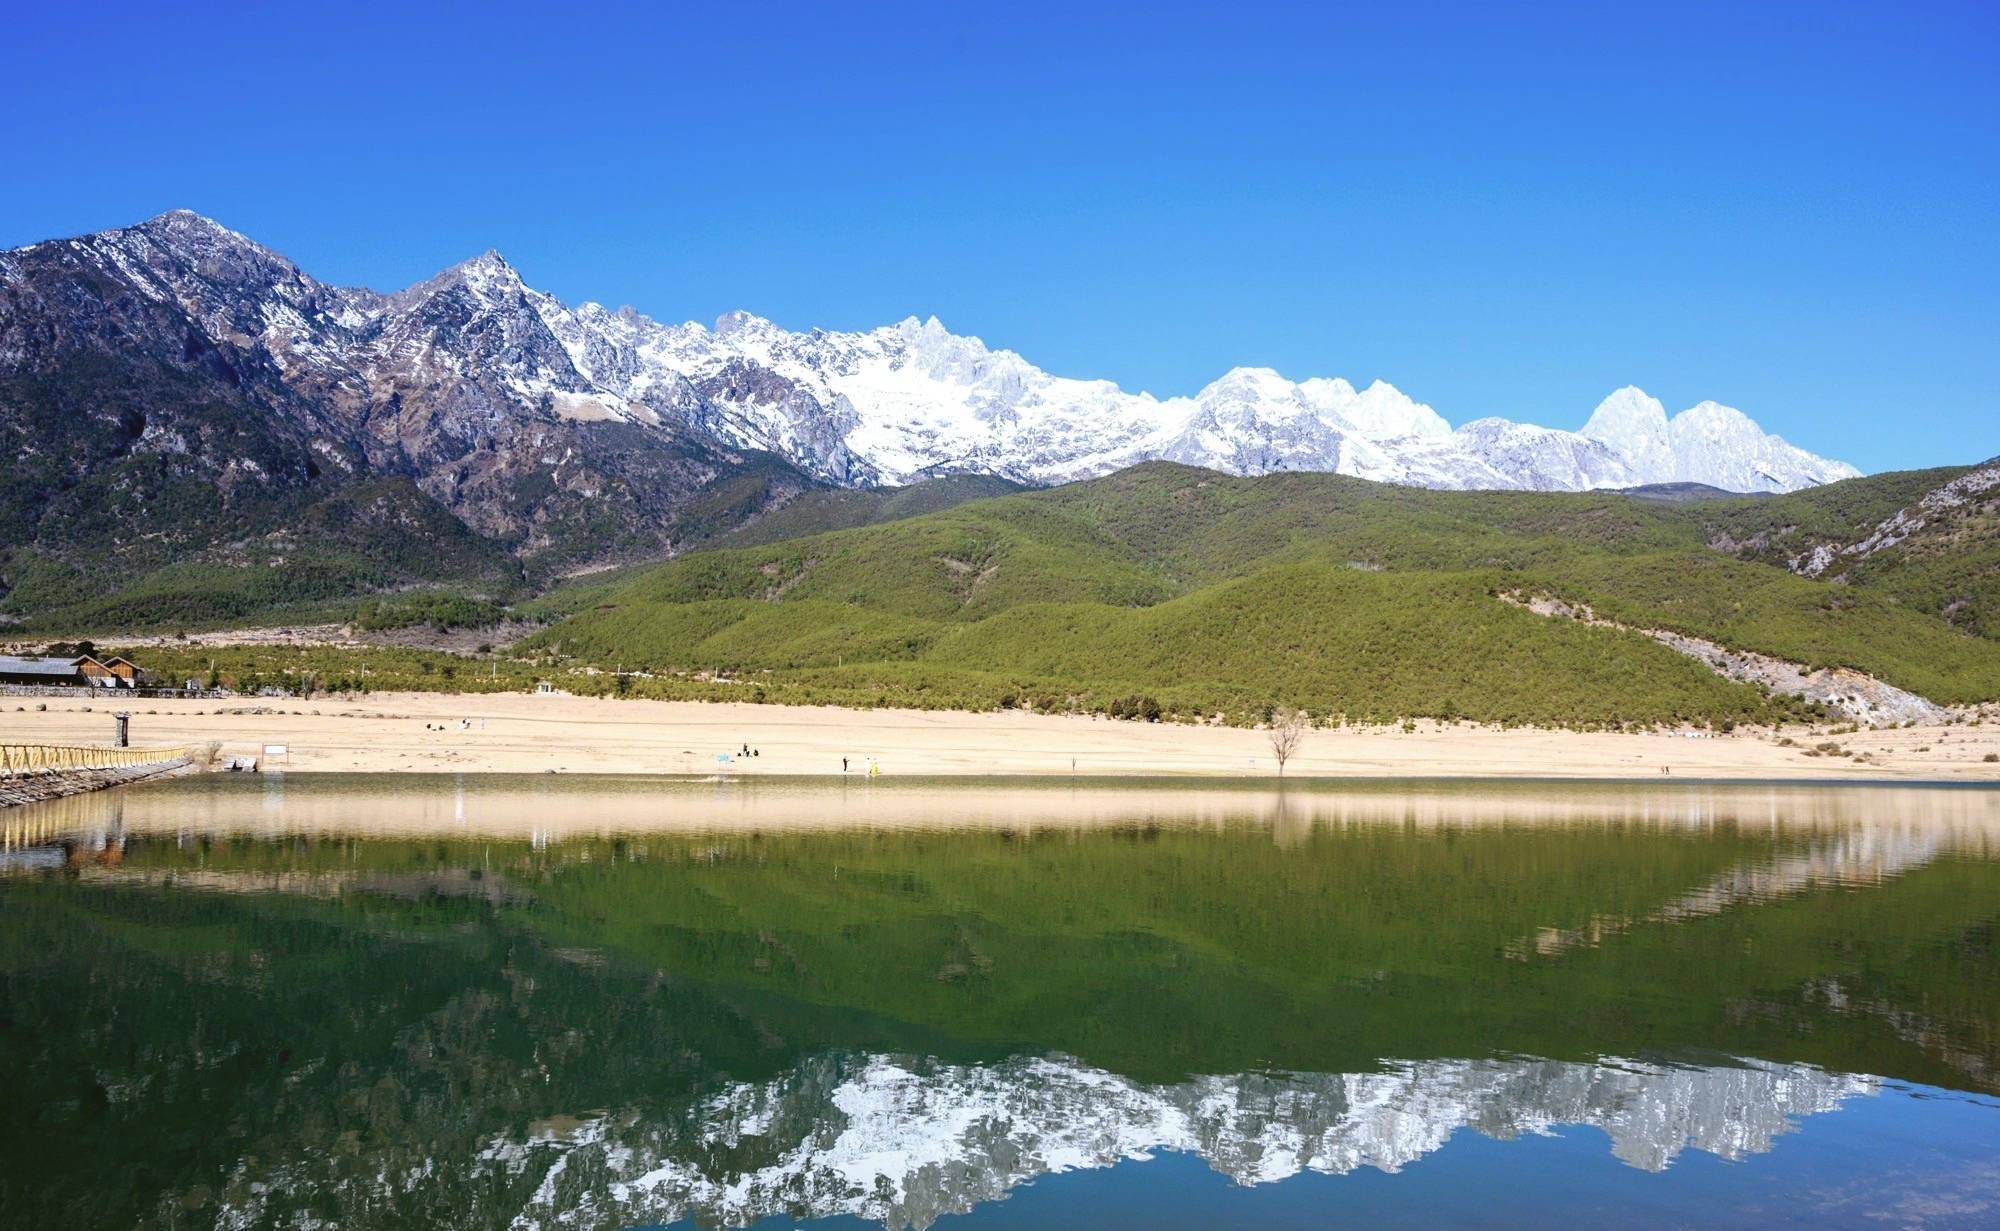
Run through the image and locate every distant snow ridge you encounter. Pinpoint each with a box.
[469,1053,1871,1231]
[533,296,1859,491]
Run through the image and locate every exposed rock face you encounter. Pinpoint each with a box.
[1792,459,2000,580]
[1505,592,1948,726]
[1649,630,1948,726]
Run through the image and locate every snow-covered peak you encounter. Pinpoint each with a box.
[1196,366,1300,408]
[1454,418,1638,491]
[1679,398,1754,425]
[1581,386,1674,478]
[1575,388,1859,491]
[532,292,1858,490]
[1585,384,1671,429]
[1296,376,1360,405]
[716,308,784,339]
[1339,379,1454,441]
[893,314,954,344]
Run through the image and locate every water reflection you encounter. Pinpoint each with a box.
[1505,826,1956,959]
[0,776,1995,1230]
[472,1053,1871,1231]
[10,772,2000,844]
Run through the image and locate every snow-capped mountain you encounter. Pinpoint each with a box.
[1580,386,1859,494]
[0,211,814,568]
[213,1051,1873,1231]
[0,210,1862,585]
[525,293,1859,493]
[8,211,1856,497]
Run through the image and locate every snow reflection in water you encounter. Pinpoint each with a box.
[378,1053,1876,1231]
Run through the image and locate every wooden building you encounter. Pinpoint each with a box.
[0,654,155,689]
[100,656,148,685]
[0,656,86,687]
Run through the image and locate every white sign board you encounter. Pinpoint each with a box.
[262,744,289,758]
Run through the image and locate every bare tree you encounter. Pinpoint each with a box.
[1268,707,1308,775]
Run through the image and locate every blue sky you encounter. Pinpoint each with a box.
[5,1,1995,471]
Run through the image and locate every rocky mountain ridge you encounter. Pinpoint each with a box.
[6,211,1858,504]
[521,268,1859,493]
[0,211,815,590]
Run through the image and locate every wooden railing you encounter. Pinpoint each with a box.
[0,743,195,778]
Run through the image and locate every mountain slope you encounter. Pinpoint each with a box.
[1692,459,2000,639]
[534,463,2000,724]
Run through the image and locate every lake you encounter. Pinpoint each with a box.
[2,774,1997,1229]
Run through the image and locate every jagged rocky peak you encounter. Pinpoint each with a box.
[126,207,265,253]
[448,247,524,290]
[113,210,337,314]
[392,248,532,312]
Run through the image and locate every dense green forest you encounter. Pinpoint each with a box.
[22,459,2000,726]
[525,461,2000,724]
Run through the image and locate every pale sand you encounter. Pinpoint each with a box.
[3,691,1999,780]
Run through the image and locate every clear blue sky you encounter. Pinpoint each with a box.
[6,1,1995,472]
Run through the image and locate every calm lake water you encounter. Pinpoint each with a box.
[2,775,1997,1229]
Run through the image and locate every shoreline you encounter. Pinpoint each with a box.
[2,691,1997,782]
[34,775,2000,846]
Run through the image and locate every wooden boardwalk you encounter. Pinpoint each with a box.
[0,743,197,812]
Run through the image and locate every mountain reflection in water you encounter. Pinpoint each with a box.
[474,1053,1871,1231]
[0,775,1995,1230]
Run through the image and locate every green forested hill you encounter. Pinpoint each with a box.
[705,473,1027,550]
[0,476,526,630]
[530,461,2000,725]
[1686,459,2000,640]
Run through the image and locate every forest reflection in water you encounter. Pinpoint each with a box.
[1,775,1996,1229]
